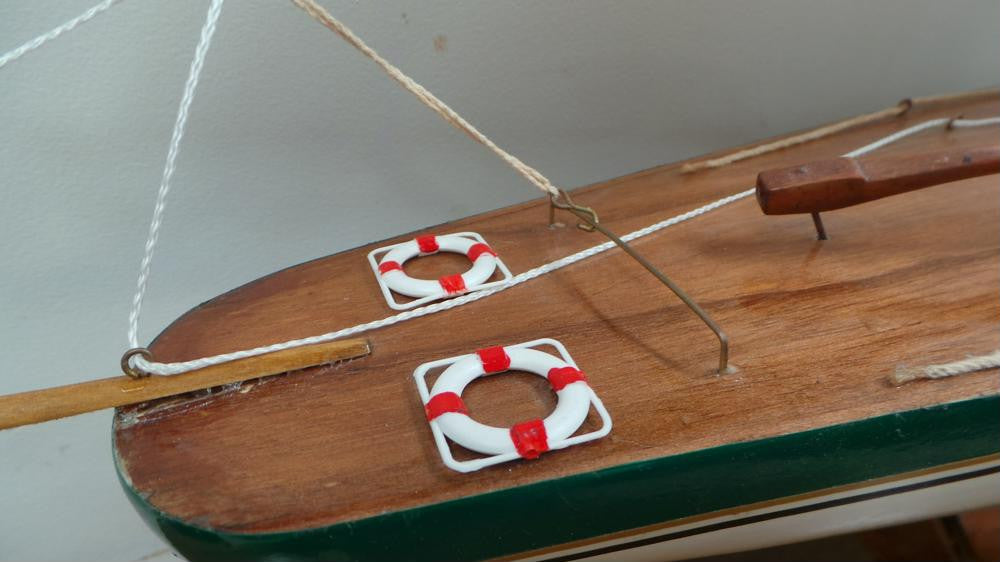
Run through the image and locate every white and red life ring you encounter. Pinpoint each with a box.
[424,345,591,459]
[415,338,615,474]
[377,234,498,298]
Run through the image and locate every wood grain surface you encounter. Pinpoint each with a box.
[114,94,1000,534]
[756,144,1000,214]
[0,339,370,429]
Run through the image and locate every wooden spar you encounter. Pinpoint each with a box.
[0,338,370,430]
[756,145,1000,215]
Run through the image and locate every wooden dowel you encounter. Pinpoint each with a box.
[756,145,1000,215]
[0,338,371,430]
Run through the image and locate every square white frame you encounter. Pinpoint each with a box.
[367,231,514,311]
[413,337,613,473]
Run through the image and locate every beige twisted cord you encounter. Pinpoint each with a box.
[290,0,560,198]
[681,88,1000,173]
[890,350,1000,386]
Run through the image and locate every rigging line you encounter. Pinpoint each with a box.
[135,190,754,375]
[844,116,1000,157]
[289,0,560,198]
[127,0,225,349]
[680,88,999,173]
[890,350,1000,386]
[0,0,126,70]
[130,114,1000,376]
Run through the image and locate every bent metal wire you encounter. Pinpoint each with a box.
[549,189,732,375]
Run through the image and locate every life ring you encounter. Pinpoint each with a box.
[377,234,498,298]
[423,345,591,459]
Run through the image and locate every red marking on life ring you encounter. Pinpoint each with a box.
[438,274,467,294]
[547,367,588,391]
[510,419,549,459]
[467,243,496,262]
[416,235,439,254]
[378,261,402,274]
[425,391,468,421]
[476,346,511,373]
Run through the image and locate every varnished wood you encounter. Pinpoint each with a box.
[114,94,999,535]
[756,145,1000,214]
[0,339,370,429]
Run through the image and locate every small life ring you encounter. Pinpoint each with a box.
[377,234,498,298]
[423,345,591,459]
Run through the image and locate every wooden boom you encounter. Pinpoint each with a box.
[756,145,1000,215]
[0,339,370,429]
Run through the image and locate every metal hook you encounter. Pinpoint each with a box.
[549,190,598,232]
[549,189,733,374]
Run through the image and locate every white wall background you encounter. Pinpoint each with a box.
[0,1,997,560]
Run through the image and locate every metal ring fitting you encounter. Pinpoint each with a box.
[121,347,154,379]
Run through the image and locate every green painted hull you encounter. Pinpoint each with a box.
[116,394,999,561]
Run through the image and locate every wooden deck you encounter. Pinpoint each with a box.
[114,94,999,540]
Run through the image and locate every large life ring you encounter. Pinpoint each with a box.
[377,234,498,298]
[423,345,591,459]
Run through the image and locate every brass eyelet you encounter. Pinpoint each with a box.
[121,347,153,379]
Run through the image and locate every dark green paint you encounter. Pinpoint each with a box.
[117,395,999,562]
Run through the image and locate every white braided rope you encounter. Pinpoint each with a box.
[0,0,125,70]
[891,350,1000,386]
[679,89,998,173]
[127,0,225,350]
[126,7,1000,376]
[132,109,1000,375]
[135,189,755,374]
[844,116,1000,158]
